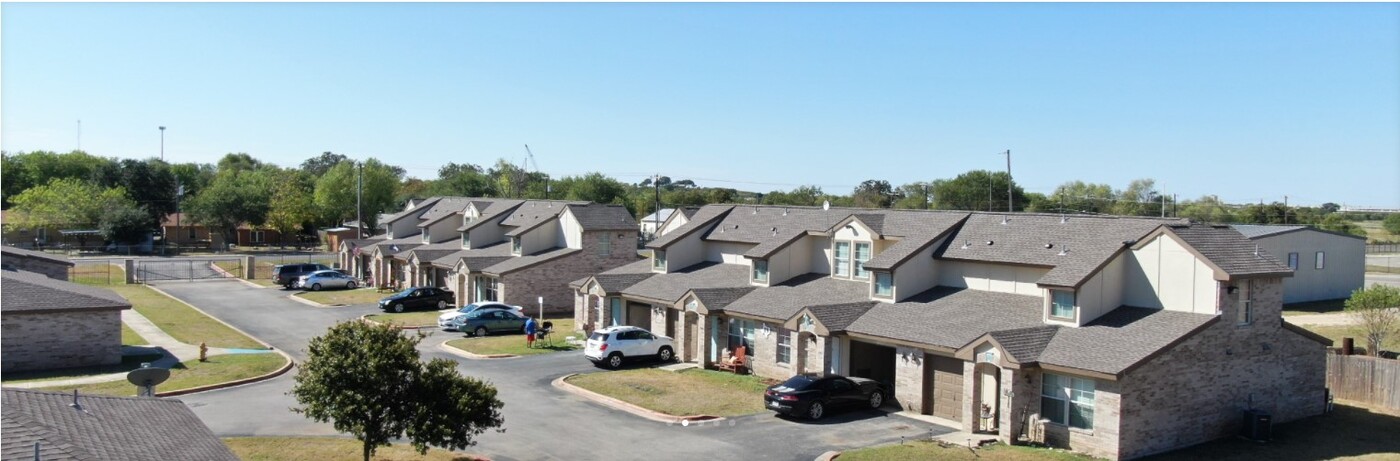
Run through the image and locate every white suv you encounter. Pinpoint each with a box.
[584,326,675,369]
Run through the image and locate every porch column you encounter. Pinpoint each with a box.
[1000,367,1038,444]
[894,346,926,413]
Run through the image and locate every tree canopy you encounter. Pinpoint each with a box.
[1345,284,1400,357]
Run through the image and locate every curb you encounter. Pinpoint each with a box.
[206,262,267,289]
[437,340,519,360]
[359,314,435,330]
[815,451,841,461]
[143,285,277,351]
[156,351,295,397]
[287,293,337,308]
[551,373,723,424]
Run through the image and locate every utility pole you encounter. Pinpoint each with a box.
[1283,195,1289,224]
[999,150,1012,212]
[159,126,166,161]
[654,174,662,237]
[356,161,364,238]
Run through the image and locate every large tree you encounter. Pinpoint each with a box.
[100,203,153,244]
[930,170,1026,212]
[300,151,349,177]
[1345,284,1400,356]
[559,172,629,204]
[1177,195,1235,223]
[1,150,114,208]
[852,179,901,209]
[93,158,178,232]
[292,321,504,461]
[6,178,135,247]
[1046,181,1116,214]
[265,170,318,247]
[186,169,274,245]
[430,163,496,198]
[313,159,402,229]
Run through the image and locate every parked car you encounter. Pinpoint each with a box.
[584,325,674,369]
[377,287,454,313]
[298,270,358,291]
[452,308,530,337]
[437,302,519,330]
[764,374,887,420]
[273,263,332,289]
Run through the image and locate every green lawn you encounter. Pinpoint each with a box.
[70,263,124,286]
[565,368,771,417]
[224,437,482,461]
[36,353,287,396]
[295,287,385,306]
[1,353,164,385]
[444,318,580,356]
[121,322,148,346]
[365,310,447,327]
[108,284,265,349]
[840,442,1095,461]
[1281,299,1347,316]
[1356,220,1398,244]
[1300,324,1400,353]
[1141,402,1400,460]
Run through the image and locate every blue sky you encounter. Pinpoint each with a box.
[3,3,1398,208]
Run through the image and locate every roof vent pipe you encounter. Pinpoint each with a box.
[1060,215,1068,224]
[1058,246,1069,256]
[1001,216,1009,225]
[961,240,970,249]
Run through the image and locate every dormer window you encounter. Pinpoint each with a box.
[460,232,470,249]
[874,272,893,298]
[1050,290,1076,320]
[421,228,429,243]
[834,242,851,277]
[653,250,667,271]
[854,242,872,279]
[511,237,521,255]
[752,259,769,283]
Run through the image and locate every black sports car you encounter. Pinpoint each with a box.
[764,374,888,420]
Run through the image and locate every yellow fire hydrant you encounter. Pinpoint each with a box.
[199,341,208,362]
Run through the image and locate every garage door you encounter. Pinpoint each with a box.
[924,354,964,420]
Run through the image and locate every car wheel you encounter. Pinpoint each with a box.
[607,353,624,369]
[475,326,488,337]
[807,401,825,420]
[347,281,357,289]
[284,283,294,290]
[437,300,447,309]
[868,391,884,409]
[311,283,322,291]
[393,303,405,313]
[657,346,674,363]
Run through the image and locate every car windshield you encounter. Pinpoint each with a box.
[589,332,609,341]
[396,288,416,296]
[778,375,818,390]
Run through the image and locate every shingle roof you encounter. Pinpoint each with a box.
[1230,224,1309,239]
[677,207,700,219]
[1,389,239,461]
[429,249,472,268]
[413,197,476,225]
[1035,306,1215,375]
[481,248,581,275]
[568,204,638,231]
[803,301,878,333]
[1,246,75,266]
[367,236,422,256]
[458,199,526,232]
[725,274,871,321]
[689,287,759,312]
[381,197,443,225]
[571,259,656,291]
[846,287,1047,351]
[646,205,733,249]
[703,206,851,245]
[987,326,1060,363]
[1165,224,1292,278]
[437,241,516,271]
[640,208,676,223]
[390,243,427,259]
[2,269,131,313]
[937,213,1182,288]
[502,200,584,237]
[406,243,462,265]
[621,262,750,303]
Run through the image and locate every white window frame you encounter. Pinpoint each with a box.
[251,230,265,244]
[598,233,612,256]
[1049,290,1076,320]
[833,241,851,277]
[421,228,430,243]
[727,318,756,357]
[1237,280,1253,325]
[1287,252,1299,270]
[653,250,667,271]
[1315,251,1325,270]
[874,272,893,298]
[854,242,872,280]
[752,259,769,283]
[461,232,470,249]
[776,328,792,364]
[1041,373,1095,430]
[474,276,498,302]
[511,237,521,256]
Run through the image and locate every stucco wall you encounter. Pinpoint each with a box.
[938,260,1047,296]
[2,310,124,372]
[1124,235,1218,314]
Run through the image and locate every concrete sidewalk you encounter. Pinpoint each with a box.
[6,310,266,388]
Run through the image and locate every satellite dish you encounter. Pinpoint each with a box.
[127,364,170,397]
[822,200,830,211]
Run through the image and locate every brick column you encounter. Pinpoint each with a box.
[894,346,926,413]
[242,256,255,279]
[124,259,136,284]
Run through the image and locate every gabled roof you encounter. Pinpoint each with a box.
[639,208,676,223]
[458,199,525,232]
[405,243,462,265]
[793,301,878,334]
[686,287,760,313]
[845,287,1046,352]
[413,197,476,225]
[1034,306,1216,376]
[986,326,1060,363]
[1,246,75,267]
[621,261,750,304]
[381,197,444,225]
[571,259,656,291]
[646,205,733,249]
[1157,224,1293,278]
[1231,224,1367,241]
[1,389,239,461]
[862,213,969,271]
[2,269,131,314]
[481,248,581,276]
[502,200,584,237]
[724,274,871,321]
[366,236,422,257]
[567,204,638,232]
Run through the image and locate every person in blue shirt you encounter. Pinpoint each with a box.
[524,317,538,349]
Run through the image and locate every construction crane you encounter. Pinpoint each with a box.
[515,144,541,199]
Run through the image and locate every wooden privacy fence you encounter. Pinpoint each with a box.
[1327,354,1400,411]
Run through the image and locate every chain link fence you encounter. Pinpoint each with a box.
[68,260,124,286]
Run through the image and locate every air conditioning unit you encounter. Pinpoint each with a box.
[1241,409,1271,441]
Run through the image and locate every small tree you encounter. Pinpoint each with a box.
[100,203,153,245]
[1345,284,1400,356]
[292,321,503,461]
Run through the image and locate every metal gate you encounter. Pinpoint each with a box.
[136,259,242,282]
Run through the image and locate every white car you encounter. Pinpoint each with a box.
[437,302,519,330]
[584,326,675,369]
[297,270,358,291]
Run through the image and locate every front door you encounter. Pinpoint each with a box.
[977,364,1000,432]
[609,298,622,327]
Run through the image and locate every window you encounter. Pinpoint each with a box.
[653,250,667,271]
[1050,290,1075,320]
[776,329,792,364]
[473,276,498,302]
[752,259,769,283]
[834,242,851,277]
[251,230,265,243]
[1287,252,1299,270]
[854,242,872,279]
[188,227,197,239]
[421,228,429,243]
[874,272,893,297]
[461,232,470,249]
[511,237,521,255]
[598,233,612,256]
[1042,373,1095,430]
[36,228,47,242]
[1315,251,1325,270]
[1237,280,1253,325]
[727,318,757,357]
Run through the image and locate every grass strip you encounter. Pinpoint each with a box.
[224,437,482,461]
[565,368,769,417]
[36,353,286,396]
[108,284,265,349]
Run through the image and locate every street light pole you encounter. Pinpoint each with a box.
[159,126,166,161]
[999,150,1012,212]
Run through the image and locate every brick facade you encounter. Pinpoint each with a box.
[497,230,640,316]
[1,310,123,372]
[2,257,70,281]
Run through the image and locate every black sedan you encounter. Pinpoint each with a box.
[377,287,454,313]
[764,374,887,420]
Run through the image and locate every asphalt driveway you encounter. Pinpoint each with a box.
[153,279,952,461]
